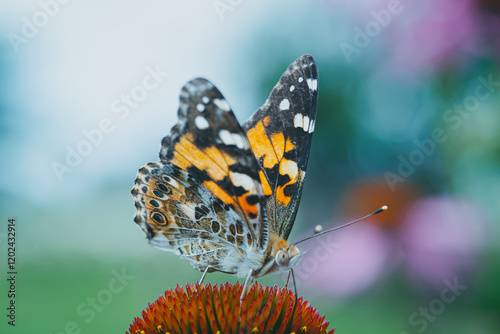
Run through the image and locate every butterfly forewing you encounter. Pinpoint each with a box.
[243,55,318,240]
[158,78,269,249]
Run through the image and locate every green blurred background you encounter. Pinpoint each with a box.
[1,0,500,333]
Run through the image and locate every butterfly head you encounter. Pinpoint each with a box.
[256,236,306,277]
[274,243,306,270]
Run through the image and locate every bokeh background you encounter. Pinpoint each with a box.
[1,0,500,333]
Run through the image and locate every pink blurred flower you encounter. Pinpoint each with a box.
[294,221,393,299]
[292,178,414,299]
[387,0,479,74]
[400,196,487,289]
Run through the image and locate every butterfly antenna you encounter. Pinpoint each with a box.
[293,205,388,246]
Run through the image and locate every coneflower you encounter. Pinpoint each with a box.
[127,282,334,334]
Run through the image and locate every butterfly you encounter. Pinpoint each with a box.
[131,55,318,291]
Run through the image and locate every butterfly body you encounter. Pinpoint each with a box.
[132,55,318,280]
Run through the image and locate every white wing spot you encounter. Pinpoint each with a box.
[196,103,205,112]
[232,134,246,149]
[229,171,255,191]
[214,98,230,112]
[303,115,310,132]
[298,77,304,83]
[309,121,316,133]
[308,120,315,133]
[202,96,210,104]
[294,114,312,132]
[307,78,318,91]
[220,130,246,149]
[289,85,295,92]
[166,177,178,189]
[279,159,299,180]
[219,129,234,146]
[195,116,209,130]
[294,113,303,128]
[279,98,290,111]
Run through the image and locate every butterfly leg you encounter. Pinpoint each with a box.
[290,268,298,297]
[240,268,254,304]
[284,271,291,289]
[284,269,299,333]
[199,266,212,285]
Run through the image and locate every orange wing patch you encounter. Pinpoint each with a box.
[171,136,228,181]
[168,133,261,218]
[271,132,285,162]
[171,151,191,169]
[203,180,236,206]
[246,117,300,206]
[171,137,254,211]
[276,158,300,206]
[204,146,238,168]
[247,119,296,170]
[270,133,295,162]
[246,120,278,169]
[259,170,272,196]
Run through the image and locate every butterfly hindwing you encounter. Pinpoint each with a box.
[158,78,269,249]
[243,55,318,240]
[132,161,257,273]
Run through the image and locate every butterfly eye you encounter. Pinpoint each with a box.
[275,250,290,266]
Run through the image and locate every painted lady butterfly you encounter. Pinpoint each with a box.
[132,55,318,291]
